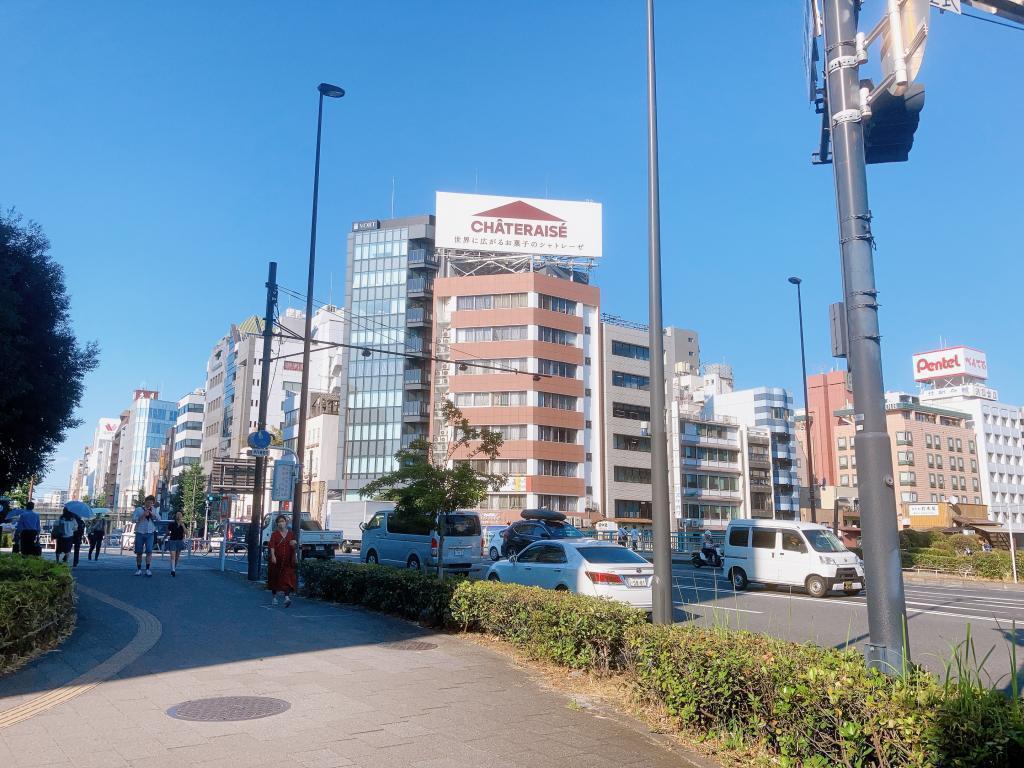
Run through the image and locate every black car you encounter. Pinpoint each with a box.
[501,509,585,557]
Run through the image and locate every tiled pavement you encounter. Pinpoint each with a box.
[0,558,713,768]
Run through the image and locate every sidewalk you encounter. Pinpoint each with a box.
[0,556,709,768]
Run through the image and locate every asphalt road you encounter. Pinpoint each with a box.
[670,561,1024,685]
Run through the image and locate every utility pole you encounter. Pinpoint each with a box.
[820,0,909,673]
[788,277,818,526]
[644,0,673,625]
[247,261,277,581]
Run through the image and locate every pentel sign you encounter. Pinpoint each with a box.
[912,347,988,382]
[435,191,602,258]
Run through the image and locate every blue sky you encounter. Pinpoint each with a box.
[2,1,1020,496]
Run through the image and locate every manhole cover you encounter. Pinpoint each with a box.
[384,640,437,651]
[167,696,290,722]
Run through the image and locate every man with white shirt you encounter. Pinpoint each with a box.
[133,495,160,577]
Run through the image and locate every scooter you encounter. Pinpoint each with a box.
[691,546,723,568]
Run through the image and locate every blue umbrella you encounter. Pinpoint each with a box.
[64,500,94,519]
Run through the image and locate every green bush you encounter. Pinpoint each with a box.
[900,529,940,550]
[0,555,76,675]
[902,548,1024,580]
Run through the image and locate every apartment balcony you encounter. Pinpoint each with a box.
[682,458,742,473]
[407,277,434,297]
[773,469,799,486]
[402,401,431,422]
[405,337,427,354]
[747,453,772,469]
[680,433,740,449]
[683,488,742,502]
[401,433,428,451]
[403,368,430,390]
[772,443,796,460]
[407,248,439,270]
[406,307,432,327]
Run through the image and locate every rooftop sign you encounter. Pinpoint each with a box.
[912,347,987,382]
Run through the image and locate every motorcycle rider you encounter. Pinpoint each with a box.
[701,529,717,563]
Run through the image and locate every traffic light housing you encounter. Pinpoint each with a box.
[864,83,925,165]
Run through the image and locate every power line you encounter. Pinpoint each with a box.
[960,8,1024,31]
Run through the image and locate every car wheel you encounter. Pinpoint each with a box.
[806,575,829,598]
[730,568,749,591]
[487,573,500,582]
[489,547,500,561]
[365,550,379,565]
[407,555,421,571]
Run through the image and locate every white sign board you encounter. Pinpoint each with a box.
[435,191,602,258]
[908,503,939,517]
[912,347,987,382]
[271,460,298,502]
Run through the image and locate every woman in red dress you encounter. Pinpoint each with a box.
[267,514,298,607]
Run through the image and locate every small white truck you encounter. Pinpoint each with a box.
[260,513,345,560]
[324,500,393,553]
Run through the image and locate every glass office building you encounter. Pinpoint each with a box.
[115,390,177,510]
[339,215,436,496]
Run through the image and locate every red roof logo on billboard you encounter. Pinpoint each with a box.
[470,200,568,238]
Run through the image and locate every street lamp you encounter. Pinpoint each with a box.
[293,82,344,542]
[788,276,819,528]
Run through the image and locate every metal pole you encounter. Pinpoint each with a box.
[248,261,278,580]
[293,92,326,552]
[792,280,819,525]
[821,0,909,673]
[645,0,672,625]
[1009,511,1018,585]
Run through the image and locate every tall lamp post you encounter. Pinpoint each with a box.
[293,82,344,543]
[788,276,818,527]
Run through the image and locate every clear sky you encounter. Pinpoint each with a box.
[2,1,1020,496]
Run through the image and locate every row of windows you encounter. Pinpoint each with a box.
[455,459,528,475]
[352,227,409,245]
[613,402,651,421]
[695,423,733,440]
[536,494,578,512]
[453,391,528,408]
[685,473,740,492]
[538,326,577,345]
[611,340,649,361]
[475,424,528,441]
[346,422,403,441]
[538,426,578,443]
[177,403,204,416]
[174,438,201,451]
[352,268,406,289]
[538,359,577,378]
[615,500,652,519]
[538,460,579,477]
[456,293,528,311]
[455,325,528,343]
[538,294,577,315]
[613,434,651,452]
[612,371,650,391]
[176,421,202,434]
[348,390,403,409]
[685,503,738,522]
[614,466,652,484]
[683,446,738,463]
[345,456,399,475]
[538,392,578,411]
[900,491,985,504]
[456,358,526,374]
[478,494,527,510]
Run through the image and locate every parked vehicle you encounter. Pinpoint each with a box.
[324,500,392,553]
[486,541,654,612]
[360,509,484,573]
[210,521,251,553]
[691,545,723,568]
[501,509,587,557]
[484,525,507,560]
[722,520,864,597]
[260,514,342,560]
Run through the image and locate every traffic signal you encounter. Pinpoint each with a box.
[864,83,925,165]
[206,494,215,503]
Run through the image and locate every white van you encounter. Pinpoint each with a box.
[360,509,485,574]
[723,520,864,597]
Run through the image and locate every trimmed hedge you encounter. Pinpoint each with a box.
[0,556,76,675]
[301,560,1024,767]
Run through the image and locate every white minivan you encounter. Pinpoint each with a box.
[360,509,485,574]
[723,520,865,597]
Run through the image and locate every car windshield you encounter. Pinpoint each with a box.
[445,514,481,537]
[576,546,649,564]
[546,522,584,539]
[804,528,847,553]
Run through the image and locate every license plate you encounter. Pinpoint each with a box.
[844,581,861,590]
[626,577,648,587]
[450,548,465,556]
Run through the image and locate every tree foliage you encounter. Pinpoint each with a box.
[360,400,506,533]
[169,463,206,529]
[0,210,99,493]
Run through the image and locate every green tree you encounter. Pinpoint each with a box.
[132,489,147,508]
[0,210,99,493]
[91,492,107,508]
[360,400,505,578]
[169,463,206,530]
[9,479,32,507]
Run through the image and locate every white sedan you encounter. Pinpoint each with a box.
[485,540,654,611]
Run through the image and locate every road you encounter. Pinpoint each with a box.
[670,561,1024,685]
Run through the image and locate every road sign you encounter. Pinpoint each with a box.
[248,448,270,458]
[218,497,232,521]
[271,459,299,502]
[247,430,273,450]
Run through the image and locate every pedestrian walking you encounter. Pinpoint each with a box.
[51,518,64,561]
[617,527,628,547]
[166,511,186,577]
[132,495,160,577]
[630,527,640,551]
[71,512,85,567]
[267,514,297,607]
[56,507,82,564]
[87,517,106,560]
[14,501,41,556]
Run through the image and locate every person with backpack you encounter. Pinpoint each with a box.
[14,501,41,556]
[87,516,106,560]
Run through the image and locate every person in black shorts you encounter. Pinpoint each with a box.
[166,511,186,577]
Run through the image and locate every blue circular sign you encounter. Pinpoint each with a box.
[247,430,272,450]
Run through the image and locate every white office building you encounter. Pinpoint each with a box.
[170,389,205,493]
[84,417,119,500]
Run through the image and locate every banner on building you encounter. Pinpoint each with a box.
[435,191,602,258]
[912,347,987,382]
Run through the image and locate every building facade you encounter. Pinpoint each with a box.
[337,215,438,497]
[84,417,119,501]
[804,370,851,488]
[170,389,205,493]
[113,390,176,511]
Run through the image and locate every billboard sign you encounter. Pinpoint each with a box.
[912,347,987,382]
[435,192,602,258]
[908,503,939,517]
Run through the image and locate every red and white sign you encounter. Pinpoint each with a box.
[912,347,988,382]
[435,192,602,258]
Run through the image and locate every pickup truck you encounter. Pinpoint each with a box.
[261,514,343,560]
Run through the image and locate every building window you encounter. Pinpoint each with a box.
[538,294,577,315]
[456,358,526,375]
[454,458,527,475]
[683,445,738,463]
[951,476,960,490]
[840,475,850,486]
[455,325,528,342]
[901,491,918,502]
[611,340,650,361]
[539,460,578,477]
[897,451,915,466]
[612,371,650,391]
[956,438,963,452]
[478,494,527,510]
[948,437,956,452]
[837,436,847,449]
[538,326,577,345]
[615,466,652,484]
[456,293,528,310]
[537,392,578,411]
[839,456,848,469]
[937,475,945,489]
[684,503,737,523]
[614,434,651,452]
[929,473,936,487]
[899,471,916,486]
[615,500,652,519]
[538,426,578,443]
[453,391,527,408]
[684,473,739,492]
[971,459,978,472]
[895,431,913,445]
[537,359,577,378]
[612,402,651,421]
[969,440,976,454]
[925,434,933,449]
[536,494,578,512]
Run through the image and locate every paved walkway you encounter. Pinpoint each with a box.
[0,556,709,768]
